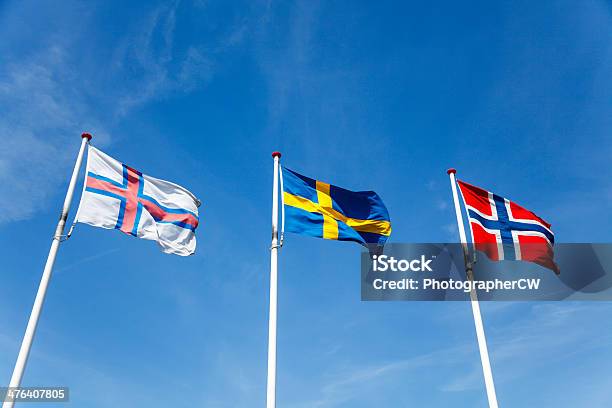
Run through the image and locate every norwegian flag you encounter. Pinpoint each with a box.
[457,180,559,274]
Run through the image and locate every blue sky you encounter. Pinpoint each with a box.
[1,0,611,406]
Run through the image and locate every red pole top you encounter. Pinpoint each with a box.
[81,132,93,141]
[272,151,282,158]
[446,168,456,175]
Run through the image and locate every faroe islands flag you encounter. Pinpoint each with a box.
[75,145,200,256]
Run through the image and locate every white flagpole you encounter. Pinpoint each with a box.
[3,133,91,408]
[266,151,281,408]
[447,168,499,408]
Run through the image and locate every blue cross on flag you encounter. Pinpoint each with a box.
[457,180,559,274]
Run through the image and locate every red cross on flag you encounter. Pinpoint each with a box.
[74,145,201,256]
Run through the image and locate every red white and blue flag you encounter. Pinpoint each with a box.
[74,146,200,256]
[457,180,559,274]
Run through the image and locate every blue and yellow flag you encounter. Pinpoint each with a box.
[282,167,391,247]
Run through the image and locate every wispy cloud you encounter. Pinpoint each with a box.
[442,302,612,394]
[251,1,393,180]
[0,1,227,225]
[256,1,319,133]
[0,44,111,223]
[54,247,121,274]
[442,222,458,240]
[113,2,215,115]
[282,302,612,408]
[286,344,472,408]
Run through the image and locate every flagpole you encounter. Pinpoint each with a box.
[266,151,281,408]
[2,133,91,408]
[447,168,499,408]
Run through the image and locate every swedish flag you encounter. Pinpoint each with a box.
[282,167,391,247]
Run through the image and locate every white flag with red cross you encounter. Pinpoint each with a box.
[75,145,201,256]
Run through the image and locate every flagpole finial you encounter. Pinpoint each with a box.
[447,168,456,175]
[272,151,282,158]
[81,133,93,141]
